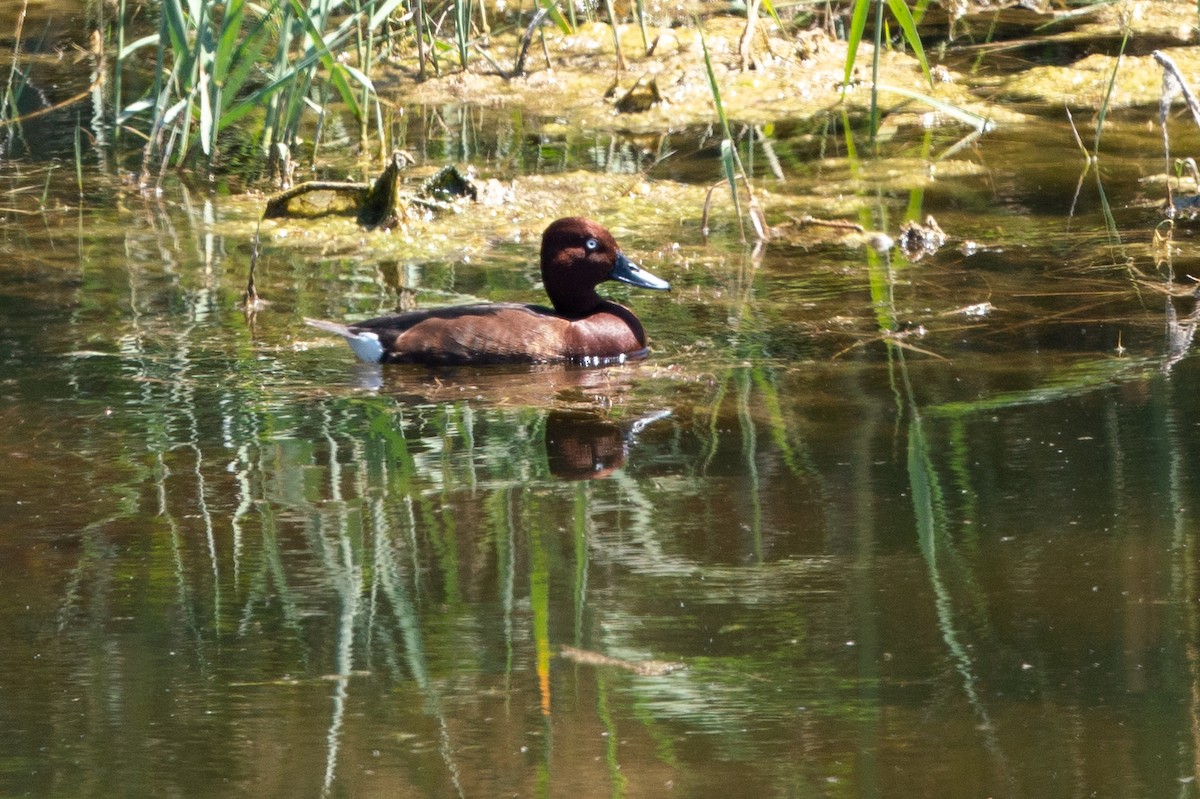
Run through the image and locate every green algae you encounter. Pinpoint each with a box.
[380,16,1010,135]
[245,157,984,276]
[1004,48,1200,111]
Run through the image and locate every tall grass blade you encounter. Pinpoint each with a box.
[700,30,730,136]
[869,0,883,139]
[221,14,272,109]
[369,0,409,28]
[413,0,429,79]
[2,0,28,126]
[114,0,127,143]
[885,0,932,88]
[198,13,215,158]
[1093,28,1128,154]
[701,26,747,240]
[1094,168,1121,248]
[454,0,472,68]
[634,0,649,53]
[759,0,784,29]
[720,139,745,231]
[843,0,933,140]
[842,0,870,92]
[537,0,573,36]
[603,0,626,70]
[286,0,364,121]
[73,113,83,198]
[118,33,161,60]
[875,83,994,132]
[214,0,244,74]
[40,164,53,208]
[161,0,190,57]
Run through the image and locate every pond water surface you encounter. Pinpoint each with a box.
[5,5,1200,799]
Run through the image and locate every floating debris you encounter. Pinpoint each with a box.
[262,152,477,229]
[897,215,947,261]
[559,645,686,676]
[944,302,994,318]
[611,75,664,114]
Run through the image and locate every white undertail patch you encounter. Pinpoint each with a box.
[345,331,384,363]
[305,318,385,363]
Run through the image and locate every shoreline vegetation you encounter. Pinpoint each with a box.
[3,1,1191,189]
[0,2,1196,259]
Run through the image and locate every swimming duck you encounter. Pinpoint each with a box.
[306,217,670,365]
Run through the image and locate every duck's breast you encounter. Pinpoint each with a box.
[560,302,648,362]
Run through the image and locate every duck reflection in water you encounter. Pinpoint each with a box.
[545,409,670,480]
[329,364,670,480]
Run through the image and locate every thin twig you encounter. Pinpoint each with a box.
[1,0,28,123]
[512,6,551,77]
[0,76,102,129]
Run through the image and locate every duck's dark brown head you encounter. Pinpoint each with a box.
[540,217,669,318]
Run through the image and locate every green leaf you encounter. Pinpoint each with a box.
[161,0,190,57]
[118,33,160,60]
[369,0,410,28]
[875,83,994,132]
[326,63,363,120]
[117,97,156,124]
[884,0,932,89]
[285,0,363,119]
[758,0,783,29]
[221,13,272,102]
[199,68,214,155]
[537,0,572,35]
[699,27,729,137]
[842,0,870,93]
[340,63,375,93]
[213,0,244,85]
[161,96,189,126]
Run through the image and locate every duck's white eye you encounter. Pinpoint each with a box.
[585,238,599,251]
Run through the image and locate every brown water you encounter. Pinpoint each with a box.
[5,4,1200,799]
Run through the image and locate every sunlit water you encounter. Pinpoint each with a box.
[5,6,1200,799]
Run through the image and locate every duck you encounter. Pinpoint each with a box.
[306,217,670,366]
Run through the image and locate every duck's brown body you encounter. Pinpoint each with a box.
[309,300,648,365]
[307,218,669,366]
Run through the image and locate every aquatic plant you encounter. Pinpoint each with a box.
[842,0,932,140]
[116,0,398,186]
[0,0,35,148]
[699,28,767,244]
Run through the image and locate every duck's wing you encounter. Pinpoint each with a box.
[307,305,569,365]
[381,305,569,364]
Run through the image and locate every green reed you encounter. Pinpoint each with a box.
[1,0,30,133]
[1092,26,1128,155]
[699,28,770,243]
[699,29,745,240]
[73,112,83,198]
[119,0,398,183]
[843,0,932,141]
[454,0,473,69]
[634,0,649,53]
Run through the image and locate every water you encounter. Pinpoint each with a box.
[5,4,1200,797]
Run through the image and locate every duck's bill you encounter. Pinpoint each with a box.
[610,253,670,291]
